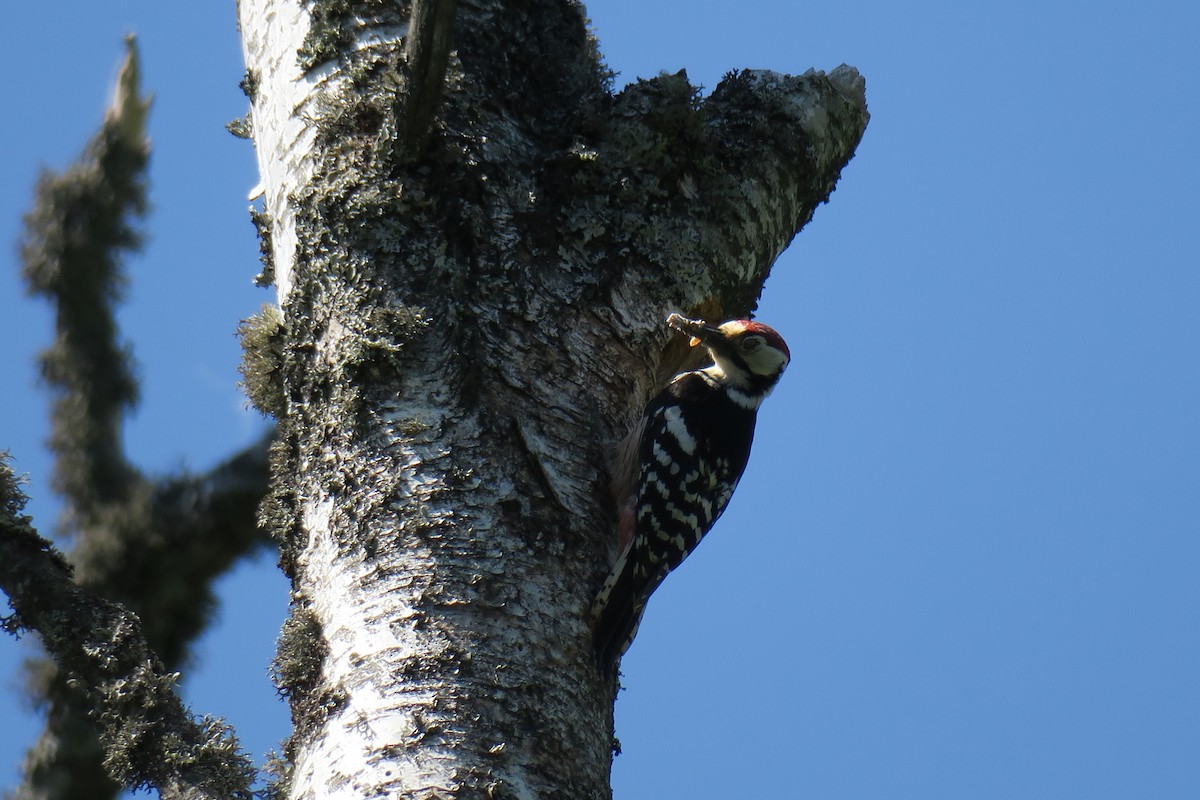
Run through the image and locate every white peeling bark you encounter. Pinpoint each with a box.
[239,0,312,300]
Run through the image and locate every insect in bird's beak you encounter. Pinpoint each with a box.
[667,313,720,349]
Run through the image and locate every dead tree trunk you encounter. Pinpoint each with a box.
[238,1,868,796]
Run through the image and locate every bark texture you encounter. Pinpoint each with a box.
[239,1,868,797]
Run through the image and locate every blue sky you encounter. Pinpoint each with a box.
[2,1,1197,797]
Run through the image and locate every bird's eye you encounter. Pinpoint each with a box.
[740,336,763,352]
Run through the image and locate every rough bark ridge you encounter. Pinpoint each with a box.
[239,0,868,797]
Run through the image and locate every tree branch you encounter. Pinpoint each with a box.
[14,38,277,797]
[0,456,256,800]
[576,65,869,333]
[398,0,460,161]
[14,431,274,800]
[20,35,150,524]
[699,66,870,306]
[70,431,276,662]
[12,431,274,800]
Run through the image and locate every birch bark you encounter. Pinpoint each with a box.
[238,1,868,797]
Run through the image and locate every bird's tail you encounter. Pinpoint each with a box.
[591,546,668,672]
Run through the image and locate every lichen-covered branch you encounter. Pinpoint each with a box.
[14,431,273,800]
[68,432,275,664]
[12,38,277,798]
[20,35,150,523]
[399,0,460,160]
[0,456,256,800]
[557,65,869,340]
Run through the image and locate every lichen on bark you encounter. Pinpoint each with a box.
[239,0,868,796]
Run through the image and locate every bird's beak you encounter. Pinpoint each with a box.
[667,314,726,350]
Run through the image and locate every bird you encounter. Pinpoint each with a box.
[592,312,790,670]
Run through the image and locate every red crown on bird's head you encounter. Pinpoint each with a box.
[718,319,790,361]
